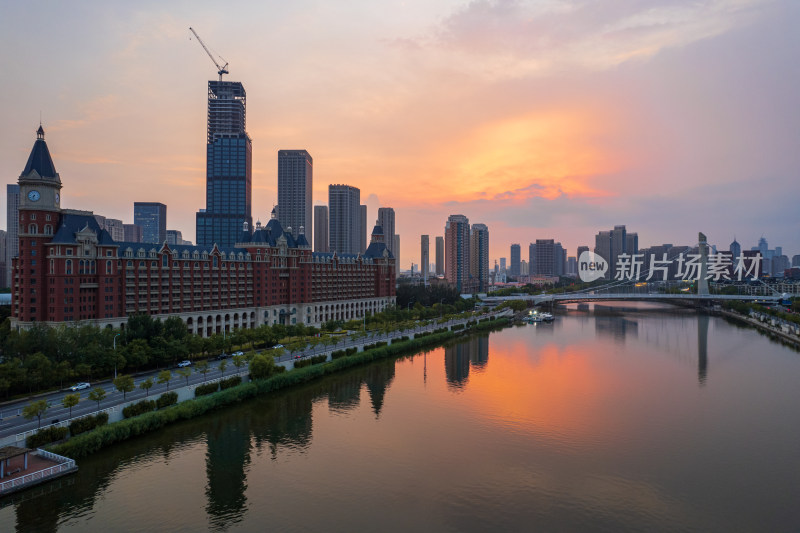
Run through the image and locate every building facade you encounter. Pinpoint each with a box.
[10,128,396,333]
[470,224,489,292]
[313,205,329,252]
[5,184,20,287]
[435,236,444,276]
[328,185,361,255]
[134,202,167,244]
[196,81,253,247]
[377,207,396,260]
[277,150,313,243]
[421,235,430,282]
[123,224,143,243]
[445,214,472,292]
[510,244,520,277]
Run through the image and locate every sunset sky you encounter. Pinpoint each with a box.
[2,0,798,268]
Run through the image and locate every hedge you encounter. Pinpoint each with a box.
[26,426,69,448]
[49,317,510,460]
[294,354,328,369]
[123,399,156,419]
[220,376,242,390]
[69,412,109,436]
[195,382,220,397]
[156,392,179,409]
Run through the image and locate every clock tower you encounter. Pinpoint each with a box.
[14,125,63,324]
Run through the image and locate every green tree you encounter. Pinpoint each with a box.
[176,367,192,387]
[62,393,80,418]
[219,359,228,377]
[195,361,210,382]
[22,399,50,428]
[232,354,246,374]
[139,377,154,397]
[157,370,172,391]
[88,387,107,410]
[75,363,92,381]
[249,354,276,380]
[113,374,135,400]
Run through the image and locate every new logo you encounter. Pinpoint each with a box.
[578,251,608,282]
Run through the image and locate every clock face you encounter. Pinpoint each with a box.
[55,192,60,203]
[28,190,40,202]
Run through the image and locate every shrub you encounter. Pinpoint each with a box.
[346,347,358,356]
[331,349,347,359]
[156,392,178,409]
[220,376,242,390]
[451,324,465,331]
[364,341,388,351]
[195,382,220,397]
[27,426,69,448]
[69,412,109,436]
[122,400,156,419]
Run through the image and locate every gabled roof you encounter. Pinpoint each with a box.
[51,214,115,245]
[364,241,392,259]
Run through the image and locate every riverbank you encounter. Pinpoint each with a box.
[716,308,800,348]
[49,316,510,459]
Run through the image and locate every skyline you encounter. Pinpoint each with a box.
[2,1,798,266]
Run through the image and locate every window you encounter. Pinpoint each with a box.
[44,225,53,235]
[28,224,38,234]
[66,248,72,256]
[30,214,36,220]
[65,260,72,275]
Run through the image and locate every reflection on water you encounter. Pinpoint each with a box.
[6,305,800,532]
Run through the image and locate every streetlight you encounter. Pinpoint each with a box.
[113,333,121,379]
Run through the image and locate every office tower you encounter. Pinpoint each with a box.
[394,235,400,270]
[626,232,639,256]
[730,238,741,260]
[445,214,471,292]
[470,223,489,292]
[134,202,167,244]
[532,239,564,276]
[421,235,430,282]
[528,242,537,274]
[521,259,529,275]
[314,205,329,252]
[594,225,636,279]
[277,150,313,242]
[328,185,361,254]
[793,255,800,268]
[577,245,589,259]
[196,80,252,247]
[510,244,520,277]
[94,215,124,242]
[5,184,19,287]
[166,230,183,246]
[500,257,506,272]
[377,207,396,258]
[360,205,367,253]
[567,256,577,277]
[0,230,6,288]
[594,230,612,279]
[435,236,444,276]
[124,224,143,243]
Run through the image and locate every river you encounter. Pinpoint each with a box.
[3,302,800,532]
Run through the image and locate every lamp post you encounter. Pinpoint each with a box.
[113,333,121,379]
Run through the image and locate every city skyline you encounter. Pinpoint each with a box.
[1,1,798,266]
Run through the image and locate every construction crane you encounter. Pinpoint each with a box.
[189,27,229,81]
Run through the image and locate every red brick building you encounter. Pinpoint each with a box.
[11,128,396,335]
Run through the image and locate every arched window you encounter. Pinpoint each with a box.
[106,260,112,274]
[44,225,53,235]
[65,259,72,275]
[28,224,38,234]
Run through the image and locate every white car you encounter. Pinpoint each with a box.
[177,360,192,368]
[69,382,91,392]
[232,351,244,357]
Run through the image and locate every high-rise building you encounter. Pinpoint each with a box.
[377,207,396,259]
[435,236,444,276]
[510,244,520,277]
[124,223,143,243]
[166,230,183,246]
[328,185,361,254]
[5,184,20,287]
[134,202,167,244]
[421,235,430,282]
[360,205,367,253]
[531,239,565,276]
[94,215,124,242]
[520,260,529,275]
[277,150,312,242]
[594,225,638,279]
[445,214,471,292]
[196,80,252,247]
[394,235,401,271]
[314,205,329,252]
[499,257,506,272]
[730,238,741,260]
[0,230,7,288]
[577,245,589,259]
[470,223,489,292]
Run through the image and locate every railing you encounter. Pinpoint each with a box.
[0,451,76,494]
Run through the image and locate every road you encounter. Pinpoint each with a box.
[0,311,506,440]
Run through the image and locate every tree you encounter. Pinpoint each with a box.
[22,399,50,428]
[249,354,276,380]
[62,393,80,418]
[88,387,106,410]
[176,367,192,387]
[113,374,135,400]
[219,359,227,377]
[195,361,210,382]
[232,354,246,374]
[139,377,154,397]
[157,370,172,391]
